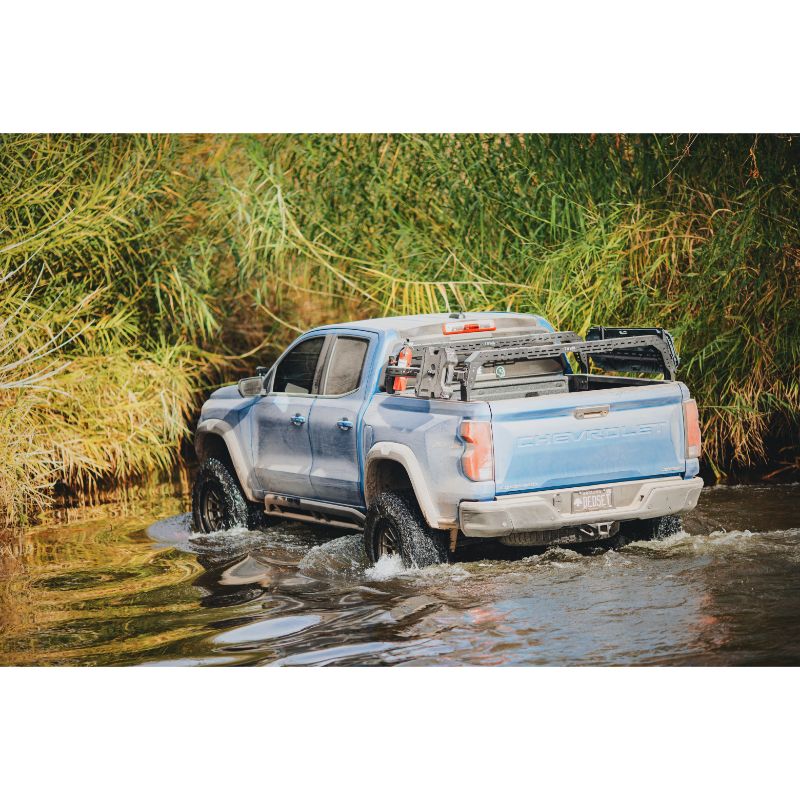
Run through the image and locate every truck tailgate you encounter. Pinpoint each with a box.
[489,383,686,494]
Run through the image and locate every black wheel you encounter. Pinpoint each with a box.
[191,457,265,533]
[363,491,449,569]
[619,514,681,542]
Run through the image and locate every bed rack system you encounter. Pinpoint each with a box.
[384,326,679,401]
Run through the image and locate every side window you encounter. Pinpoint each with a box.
[272,337,325,395]
[321,336,369,395]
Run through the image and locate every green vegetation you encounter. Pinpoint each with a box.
[1,134,798,525]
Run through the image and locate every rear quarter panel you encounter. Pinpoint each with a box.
[362,394,495,525]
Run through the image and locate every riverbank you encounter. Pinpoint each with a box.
[0,464,796,543]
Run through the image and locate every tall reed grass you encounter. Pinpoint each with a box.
[0,135,210,524]
[227,135,799,476]
[1,133,797,524]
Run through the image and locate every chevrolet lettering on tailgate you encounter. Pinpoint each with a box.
[519,422,668,448]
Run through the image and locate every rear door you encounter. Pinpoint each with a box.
[308,332,376,507]
[489,382,687,494]
[252,334,328,497]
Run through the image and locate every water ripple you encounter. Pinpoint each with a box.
[2,484,799,665]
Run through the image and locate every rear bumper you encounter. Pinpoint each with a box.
[459,476,703,538]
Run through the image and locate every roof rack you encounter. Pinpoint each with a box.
[384,327,679,400]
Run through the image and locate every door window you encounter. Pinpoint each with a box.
[321,336,369,395]
[272,336,325,394]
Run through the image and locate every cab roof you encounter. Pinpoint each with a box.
[312,312,551,339]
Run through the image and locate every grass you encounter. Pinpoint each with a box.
[228,135,799,476]
[1,133,798,525]
[0,273,198,525]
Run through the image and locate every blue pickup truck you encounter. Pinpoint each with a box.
[192,312,703,566]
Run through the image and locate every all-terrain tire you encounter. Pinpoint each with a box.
[619,514,681,542]
[363,490,449,569]
[191,457,266,533]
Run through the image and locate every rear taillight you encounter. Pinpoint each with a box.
[683,399,702,459]
[460,420,494,481]
[443,319,496,336]
[393,345,413,392]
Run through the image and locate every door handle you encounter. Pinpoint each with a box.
[337,418,354,430]
[291,414,307,426]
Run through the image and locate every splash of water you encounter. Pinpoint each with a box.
[365,553,405,580]
[146,512,193,547]
[298,533,367,580]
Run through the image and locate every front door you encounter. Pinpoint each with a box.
[308,333,375,507]
[252,335,327,497]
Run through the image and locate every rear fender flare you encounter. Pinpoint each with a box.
[364,442,453,530]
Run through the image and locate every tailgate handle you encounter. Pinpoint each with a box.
[574,405,610,420]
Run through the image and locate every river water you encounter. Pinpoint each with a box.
[1,483,799,666]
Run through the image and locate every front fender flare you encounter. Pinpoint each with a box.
[195,419,259,503]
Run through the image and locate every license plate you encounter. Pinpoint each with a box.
[572,487,614,513]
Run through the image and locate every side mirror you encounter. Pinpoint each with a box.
[238,376,264,398]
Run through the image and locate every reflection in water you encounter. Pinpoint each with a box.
[1,485,799,665]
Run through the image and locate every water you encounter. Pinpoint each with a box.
[1,484,799,665]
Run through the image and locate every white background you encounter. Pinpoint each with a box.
[3,0,797,132]
[2,2,798,798]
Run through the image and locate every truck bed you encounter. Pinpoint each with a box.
[379,323,693,507]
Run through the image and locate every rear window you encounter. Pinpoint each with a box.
[322,336,369,395]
